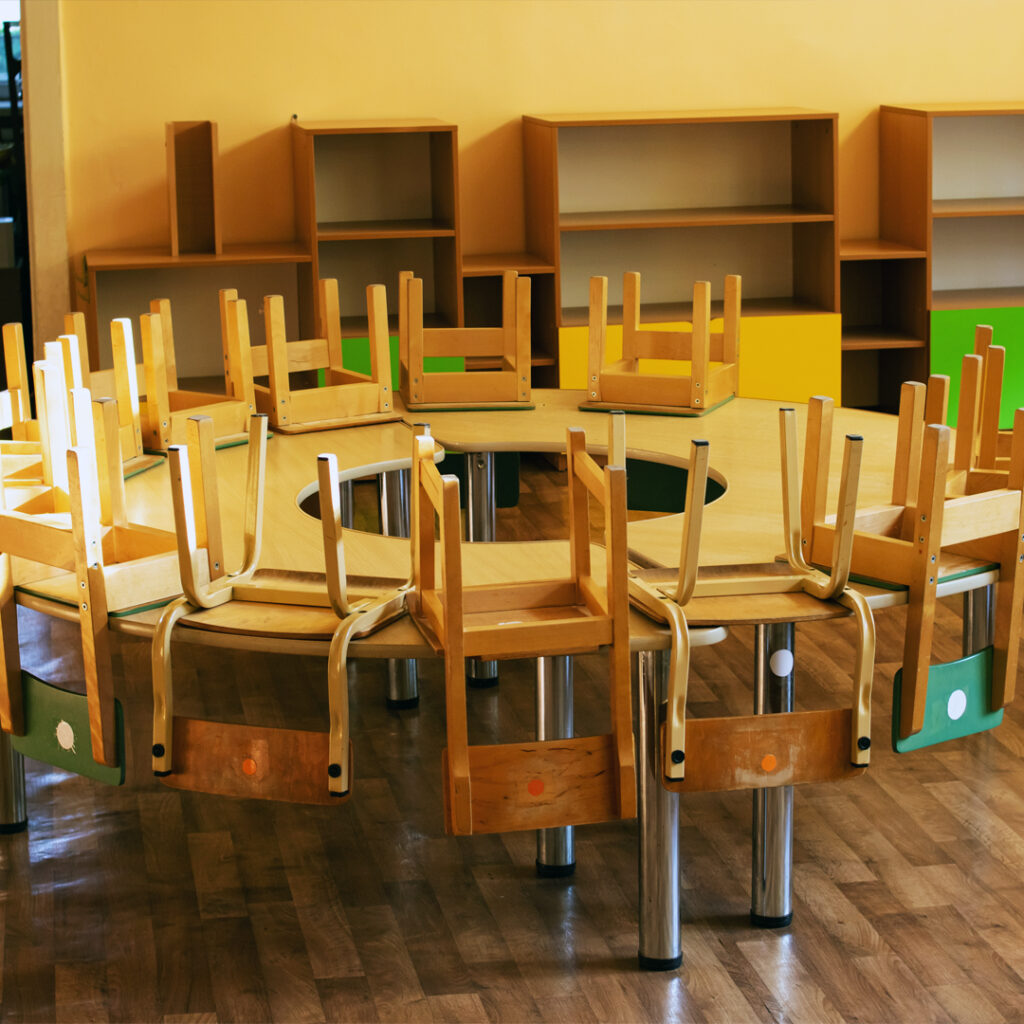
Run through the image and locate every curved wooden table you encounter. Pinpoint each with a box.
[13,389,990,971]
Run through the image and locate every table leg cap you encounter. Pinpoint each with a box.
[638,953,682,971]
[0,819,27,834]
[535,860,575,878]
[751,911,793,928]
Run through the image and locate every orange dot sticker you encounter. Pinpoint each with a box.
[761,754,777,773]
[242,757,258,776]
[527,779,544,797]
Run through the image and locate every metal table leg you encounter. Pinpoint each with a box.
[0,729,27,833]
[466,451,498,687]
[751,622,794,928]
[963,584,995,655]
[378,468,419,709]
[536,655,575,877]
[637,649,682,970]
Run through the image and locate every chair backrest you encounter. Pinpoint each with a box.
[399,270,530,407]
[2,322,35,440]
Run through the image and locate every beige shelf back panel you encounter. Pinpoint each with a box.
[556,121,794,214]
[94,265,300,378]
[932,115,1024,201]
[313,133,434,225]
[559,225,793,311]
[317,237,438,319]
[931,218,1024,294]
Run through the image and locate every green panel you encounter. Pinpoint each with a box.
[11,672,125,784]
[892,647,1002,753]
[930,307,1024,428]
[624,458,725,515]
[343,336,464,393]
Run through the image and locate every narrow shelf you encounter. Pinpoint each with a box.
[560,295,828,328]
[931,285,1024,311]
[317,219,455,241]
[462,252,555,276]
[839,238,927,260]
[932,196,1024,218]
[559,205,834,232]
[85,242,312,271]
[841,328,926,351]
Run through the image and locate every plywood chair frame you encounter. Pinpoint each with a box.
[151,414,408,803]
[802,394,1024,746]
[408,426,635,836]
[243,279,400,433]
[628,411,874,793]
[0,371,179,781]
[399,270,532,410]
[581,273,740,416]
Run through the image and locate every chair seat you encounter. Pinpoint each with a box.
[180,601,339,640]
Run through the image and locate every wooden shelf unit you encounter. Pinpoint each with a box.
[878,102,1024,423]
[291,119,462,340]
[524,109,839,330]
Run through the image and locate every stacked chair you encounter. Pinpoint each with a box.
[0,346,179,783]
[407,425,635,835]
[398,269,532,410]
[229,278,399,433]
[628,409,875,790]
[581,273,740,416]
[150,414,409,803]
[800,385,1024,751]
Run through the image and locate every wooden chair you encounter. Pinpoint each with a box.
[581,273,740,416]
[628,410,875,791]
[407,426,635,836]
[398,270,531,410]
[0,358,180,783]
[111,300,254,454]
[2,321,37,442]
[802,395,1024,750]
[150,414,408,803]
[239,279,399,432]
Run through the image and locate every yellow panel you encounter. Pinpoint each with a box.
[737,314,841,404]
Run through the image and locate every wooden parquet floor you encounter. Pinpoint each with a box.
[4,455,1024,1022]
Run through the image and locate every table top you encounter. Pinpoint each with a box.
[15,390,904,652]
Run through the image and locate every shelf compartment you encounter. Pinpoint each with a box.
[840,256,927,354]
[317,236,459,331]
[932,197,1024,218]
[85,243,312,272]
[841,329,926,351]
[839,238,927,260]
[932,285,1024,311]
[462,252,555,276]
[931,217,1024,298]
[557,222,835,322]
[560,205,832,231]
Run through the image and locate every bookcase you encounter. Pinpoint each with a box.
[290,119,462,340]
[876,102,1024,422]
[522,109,842,400]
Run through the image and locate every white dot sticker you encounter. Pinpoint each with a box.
[769,649,794,678]
[947,689,968,721]
[55,720,76,752]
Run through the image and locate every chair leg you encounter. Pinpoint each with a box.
[151,596,191,775]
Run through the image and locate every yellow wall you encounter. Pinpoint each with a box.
[59,0,1024,261]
